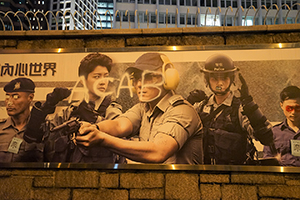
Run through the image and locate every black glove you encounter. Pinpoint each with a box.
[43,87,71,107]
[71,101,98,123]
[238,73,252,104]
[186,89,207,105]
[24,102,48,143]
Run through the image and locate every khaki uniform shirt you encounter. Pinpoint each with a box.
[121,92,203,164]
[0,117,43,162]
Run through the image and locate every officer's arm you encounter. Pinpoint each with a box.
[91,117,133,138]
[24,88,71,143]
[76,125,178,163]
[238,73,274,146]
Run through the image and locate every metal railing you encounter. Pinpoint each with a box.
[0,4,300,31]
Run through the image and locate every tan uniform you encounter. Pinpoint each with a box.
[121,92,203,164]
[0,117,43,162]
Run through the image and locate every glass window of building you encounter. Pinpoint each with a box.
[166,14,170,23]
[232,1,237,7]
[128,12,134,22]
[159,13,165,23]
[252,0,257,8]
[172,0,176,4]
[206,0,211,6]
[180,14,185,24]
[122,12,128,21]
[187,15,192,25]
[265,0,271,8]
[212,0,217,6]
[99,2,107,6]
[226,0,231,6]
[221,0,225,7]
[150,13,156,23]
[172,15,176,24]
[60,3,64,8]
[242,16,253,25]
[246,0,251,8]
[159,0,164,4]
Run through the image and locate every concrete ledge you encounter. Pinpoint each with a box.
[142,27,183,34]
[224,25,268,33]
[1,24,300,38]
[267,24,300,32]
[182,26,224,34]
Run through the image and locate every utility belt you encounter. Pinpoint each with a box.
[204,127,247,165]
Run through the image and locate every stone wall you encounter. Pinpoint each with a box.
[1,24,300,49]
[1,166,300,200]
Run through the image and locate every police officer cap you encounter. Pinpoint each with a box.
[4,78,35,93]
[203,54,238,73]
[132,53,165,71]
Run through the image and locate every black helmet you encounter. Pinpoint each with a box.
[202,54,238,73]
[202,54,238,96]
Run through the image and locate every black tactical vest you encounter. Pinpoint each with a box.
[44,96,125,163]
[199,96,249,165]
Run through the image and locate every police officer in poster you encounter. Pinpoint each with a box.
[263,86,300,166]
[24,53,124,163]
[0,78,43,162]
[189,54,276,165]
[76,52,203,164]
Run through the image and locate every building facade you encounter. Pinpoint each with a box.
[0,0,299,30]
[48,0,98,30]
[112,0,300,28]
[0,0,50,30]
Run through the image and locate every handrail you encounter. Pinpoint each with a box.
[223,6,233,26]
[244,5,256,26]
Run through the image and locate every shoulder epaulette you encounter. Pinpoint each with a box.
[0,118,7,123]
[273,122,283,127]
[169,95,186,107]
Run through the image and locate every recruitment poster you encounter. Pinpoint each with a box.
[0,47,300,166]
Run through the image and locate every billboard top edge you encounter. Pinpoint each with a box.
[1,43,300,54]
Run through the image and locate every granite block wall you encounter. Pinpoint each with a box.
[1,169,300,200]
